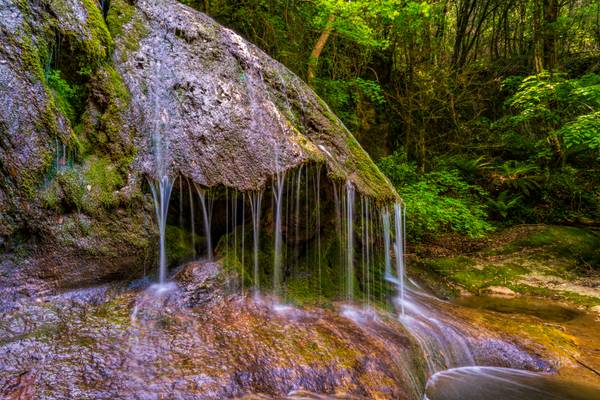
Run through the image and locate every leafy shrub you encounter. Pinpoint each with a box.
[379,151,493,240]
[497,72,600,161]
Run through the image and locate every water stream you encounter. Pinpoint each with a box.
[425,366,600,400]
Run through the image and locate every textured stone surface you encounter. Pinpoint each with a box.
[0,0,396,290]
[118,0,395,198]
[0,262,426,400]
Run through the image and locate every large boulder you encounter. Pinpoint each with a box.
[0,0,397,290]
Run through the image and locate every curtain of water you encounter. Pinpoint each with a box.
[194,185,213,261]
[345,181,355,301]
[294,167,303,276]
[241,195,246,295]
[365,198,371,308]
[188,179,196,259]
[248,191,263,297]
[273,171,286,297]
[394,203,405,315]
[149,176,173,284]
[315,165,322,301]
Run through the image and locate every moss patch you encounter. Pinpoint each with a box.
[105,0,136,38]
[415,225,600,308]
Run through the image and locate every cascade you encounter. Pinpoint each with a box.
[249,191,263,297]
[195,185,213,261]
[240,194,246,294]
[149,176,173,284]
[188,179,196,258]
[178,176,184,243]
[294,167,303,274]
[272,170,286,297]
[398,283,475,374]
[345,181,355,301]
[315,165,322,300]
[394,203,406,314]
[364,198,371,307]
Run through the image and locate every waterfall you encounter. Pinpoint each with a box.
[188,180,196,259]
[364,197,371,307]
[249,191,263,297]
[394,203,406,315]
[345,181,355,301]
[315,165,322,300]
[273,171,286,297]
[149,176,173,284]
[399,283,475,374]
[383,208,392,281]
[195,185,213,261]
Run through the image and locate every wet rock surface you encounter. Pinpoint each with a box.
[0,262,425,399]
[121,0,394,198]
[0,0,395,290]
[1,261,594,399]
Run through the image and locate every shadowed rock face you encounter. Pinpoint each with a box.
[0,0,396,289]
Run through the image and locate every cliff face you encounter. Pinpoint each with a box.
[0,0,396,290]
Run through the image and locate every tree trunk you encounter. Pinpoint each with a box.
[307,14,336,86]
[543,0,558,71]
[533,0,544,73]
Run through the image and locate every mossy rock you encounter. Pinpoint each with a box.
[414,225,600,308]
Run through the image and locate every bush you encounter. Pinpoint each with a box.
[378,151,493,240]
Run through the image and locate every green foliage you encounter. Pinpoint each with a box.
[556,111,600,157]
[46,69,85,124]
[316,78,385,130]
[378,151,493,240]
[486,191,521,221]
[497,73,600,159]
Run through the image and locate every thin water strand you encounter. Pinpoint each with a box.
[394,203,405,315]
[195,185,213,261]
[346,181,355,301]
[149,175,173,284]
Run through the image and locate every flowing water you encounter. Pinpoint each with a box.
[149,176,173,283]
[141,155,596,399]
[273,170,286,297]
[195,184,214,261]
[188,179,196,258]
[398,282,475,374]
[424,366,600,400]
[249,190,263,297]
[345,181,355,301]
[394,203,406,314]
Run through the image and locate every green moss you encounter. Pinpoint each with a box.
[83,156,123,208]
[509,284,600,307]
[217,216,392,308]
[78,65,134,171]
[345,133,397,202]
[422,256,529,293]
[106,0,136,38]
[81,0,114,60]
[107,0,149,62]
[19,35,45,83]
[166,224,200,266]
[56,169,86,210]
[41,185,60,210]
